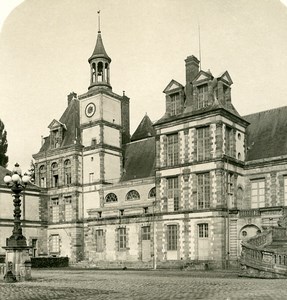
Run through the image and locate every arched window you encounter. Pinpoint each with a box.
[126,190,140,201]
[39,165,46,188]
[64,159,71,185]
[148,187,156,198]
[51,162,59,188]
[105,193,118,203]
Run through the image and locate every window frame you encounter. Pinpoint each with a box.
[64,159,72,185]
[51,162,59,188]
[51,198,59,223]
[39,165,47,188]
[50,234,60,254]
[126,190,140,201]
[170,93,181,116]
[95,229,104,252]
[167,177,179,211]
[167,133,179,166]
[167,224,178,251]
[197,126,210,161]
[197,172,210,209]
[118,227,127,251]
[198,223,209,238]
[64,196,72,222]
[197,84,208,109]
[251,178,265,208]
[105,193,118,203]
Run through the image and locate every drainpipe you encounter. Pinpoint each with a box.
[225,155,230,269]
[153,196,157,270]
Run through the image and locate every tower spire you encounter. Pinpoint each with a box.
[88,12,112,90]
[98,10,101,33]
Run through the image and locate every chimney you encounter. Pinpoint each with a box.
[184,56,200,109]
[67,92,77,106]
[185,55,200,84]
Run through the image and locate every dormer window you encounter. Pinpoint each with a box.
[197,84,208,109]
[170,93,181,116]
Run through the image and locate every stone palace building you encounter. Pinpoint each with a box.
[2,28,286,269]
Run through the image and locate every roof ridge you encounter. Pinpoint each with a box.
[243,105,287,118]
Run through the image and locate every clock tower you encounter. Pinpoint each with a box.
[79,29,130,216]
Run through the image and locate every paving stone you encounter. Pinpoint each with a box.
[0,269,287,299]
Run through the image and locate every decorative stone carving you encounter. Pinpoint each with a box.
[278,214,287,228]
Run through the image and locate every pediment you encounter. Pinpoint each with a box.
[48,119,66,130]
[217,71,233,85]
[193,70,213,84]
[163,80,184,94]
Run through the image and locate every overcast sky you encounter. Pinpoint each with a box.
[1,0,287,172]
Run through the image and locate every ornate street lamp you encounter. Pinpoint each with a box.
[2,163,31,282]
[4,163,30,247]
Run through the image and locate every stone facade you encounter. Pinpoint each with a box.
[28,29,287,269]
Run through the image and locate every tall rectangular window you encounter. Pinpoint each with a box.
[197,173,210,209]
[225,126,233,156]
[170,93,180,116]
[50,235,60,253]
[64,196,72,222]
[198,224,209,238]
[52,198,59,223]
[95,229,104,252]
[167,134,179,166]
[167,225,178,251]
[167,177,179,211]
[197,126,210,161]
[197,84,208,109]
[118,228,127,250]
[227,173,234,207]
[251,179,265,208]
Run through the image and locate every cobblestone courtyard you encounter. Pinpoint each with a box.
[0,269,287,300]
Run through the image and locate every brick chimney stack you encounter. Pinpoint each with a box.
[67,92,77,106]
[185,55,200,84]
[185,55,200,107]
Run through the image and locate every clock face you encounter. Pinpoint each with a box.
[85,103,96,117]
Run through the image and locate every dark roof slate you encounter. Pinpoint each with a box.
[121,137,155,182]
[155,99,241,126]
[244,106,287,161]
[131,114,155,142]
[37,98,80,153]
[89,32,111,62]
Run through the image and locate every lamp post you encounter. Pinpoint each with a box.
[2,163,32,282]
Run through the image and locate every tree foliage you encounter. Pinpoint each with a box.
[0,119,8,168]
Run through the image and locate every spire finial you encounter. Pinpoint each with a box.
[98,10,101,33]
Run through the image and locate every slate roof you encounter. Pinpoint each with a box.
[121,137,155,182]
[131,114,155,142]
[244,106,287,161]
[155,100,242,126]
[37,98,80,153]
[88,31,111,63]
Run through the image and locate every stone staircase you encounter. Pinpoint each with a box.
[240,227,287,278]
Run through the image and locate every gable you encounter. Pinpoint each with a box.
[48,119,66,130]
[163,79,184,94]
[217,71,233,85]
[193,70,213,84]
